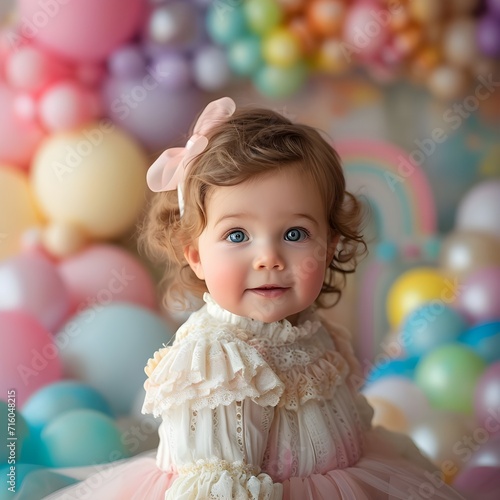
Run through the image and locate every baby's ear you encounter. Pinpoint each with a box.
[327,233,340,265]
[184,244,205,280]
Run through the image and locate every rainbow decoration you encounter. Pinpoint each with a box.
[335,140,438,365]
[336,140,436,242]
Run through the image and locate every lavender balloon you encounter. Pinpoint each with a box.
[477,15,500,57]
[453,466,500,500]
[150,53,193,90]
[487,0,500,17]
[108,45,146,78]
[474,362,500,434]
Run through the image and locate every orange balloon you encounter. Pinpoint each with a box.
[288,16,318,55]
[313,37,350,74]
[306,0,346,37]
[410,45,442,81]
[277,0,306,15]
[393,25,423,56]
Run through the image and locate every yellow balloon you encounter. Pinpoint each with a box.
[0,165,43,260]
[31,121,148,241]
[262,28,302,68]
[386,267,454,329]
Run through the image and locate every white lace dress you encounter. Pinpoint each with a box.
[38,294,464,499]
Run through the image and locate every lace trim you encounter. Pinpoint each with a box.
[178,458,260,477]
[142,334,284,417]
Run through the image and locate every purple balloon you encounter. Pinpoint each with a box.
[467,434,500,469]
[108,44,146,78]
[101,76,204,152]
[456,266,500,325]
[477,15,500,57]
[487,0,500,18]
[453,466,500,500]
[475,362,500,434]
[150,53,193,90]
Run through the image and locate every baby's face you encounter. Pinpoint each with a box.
[185,167,338,323]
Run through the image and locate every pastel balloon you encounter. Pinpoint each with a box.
[5,45,67,93]
[0,83,45,168]
[192,45,231,92]
[0,311,62,406]
[415,343,486,413]
[456,180,500,239]
[306,0,346,37]
[254,62,307,98]
[474,361,500,433]
[0,166,43,260]
[58,243,158,312]
[38,80,97,132]
[244,0,283,35]
[22,380,113,433]
[151,53,192,90]
[363,376,431,425]
[453,465,500,500]
[456,266,500,324]
[0,253,71,332]
[442,18,478,67]
[262,28,302,68]
[102,77,204,152]
[401,303,467,358]
[227,35,263,76]
[56,303,173,415]
[42,409,129,467]
[206,1,248,45]
[477,15,500,57]
[31,122,148,240]
[409,411,472,476]
[488,0,500,16]
[108,44,146,79]
[365,396,409,433]
[460,321,500,363]
[439,230,500,279]
[386,267,453,329]
[342,1,389,59]
[466,434,500,469]
[427,64,470,101]
[41,221,89,258]
[17,0,145,61]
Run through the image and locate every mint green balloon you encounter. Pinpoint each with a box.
[253,62,307,99]
[227,35,263,76]
[244,0,282,35]
[415,343,487,414]
[42,409,129,467]
[206,2,248,45]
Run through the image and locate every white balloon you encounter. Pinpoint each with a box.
[193,45,231,91]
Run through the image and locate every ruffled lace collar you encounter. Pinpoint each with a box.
[203,293,322,345]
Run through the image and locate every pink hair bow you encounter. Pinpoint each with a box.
[146,97,236,215]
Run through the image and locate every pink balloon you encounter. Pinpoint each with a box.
[17,0,146,62]
[0,83,45,168]
[0,311,62,406]
[474,362,500,435]
[58,244,158,313]
[453,466,500,500]
[456,266,500,324]
[38,80,96,132]
[5,45,68,93]
[0,253,71,332]
[342,1,389,60]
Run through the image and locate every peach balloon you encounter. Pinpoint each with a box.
[307,0,346,37]
[0,165,43,260]
[442,18,478,68]
[365,395,409,433]
[58,243,158,313]
[31,121,148,241]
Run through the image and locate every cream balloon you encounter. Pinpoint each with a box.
[365,395,409,434]
[439,230,500,279]
[0,165,43,260]
[442,18,478,68]
[31,121,148,242]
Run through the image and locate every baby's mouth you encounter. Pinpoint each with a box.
[249,285,289,298]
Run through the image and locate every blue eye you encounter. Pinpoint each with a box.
[226,230,248,243]
[284,228,309,242]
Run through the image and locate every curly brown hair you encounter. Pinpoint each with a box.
[139,104,367,311]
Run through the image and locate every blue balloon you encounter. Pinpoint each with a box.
[42,409,129,467]
[401,303,467,358]
[227,35,263,76]
[22,381,113,434]
[55,302,174,415]
[365,357,419,385]
[459,321,500,363]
